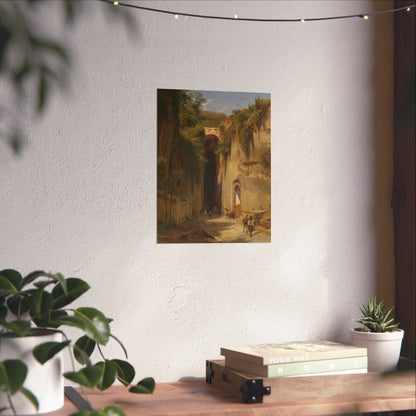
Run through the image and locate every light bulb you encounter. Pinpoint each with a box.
[113,1,119,5]
[234,14,238,19]
[174,14,179,19]
[406,7,411,12]
[363,15,369,20]
[300,18,305,23]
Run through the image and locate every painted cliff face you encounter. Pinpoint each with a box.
[157,89,271,244]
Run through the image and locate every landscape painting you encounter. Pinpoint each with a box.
[157,89,271,243]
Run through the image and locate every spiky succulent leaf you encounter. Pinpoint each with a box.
[353,296,400,332]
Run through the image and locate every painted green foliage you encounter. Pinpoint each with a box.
[231,97,270,156]
[157,89,207,228]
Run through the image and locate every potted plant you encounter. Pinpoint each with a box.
[351,296,404,372]
[0,269,155,416]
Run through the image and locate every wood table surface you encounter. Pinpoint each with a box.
[50,370,415,416]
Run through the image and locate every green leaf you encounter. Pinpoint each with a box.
[69,407,126,416]
[29,289,53,317]
[74,308,110,345]
[0,359,27,395]
[29,36,70,65]
[97,406,127,416]
[51,278,90,309]
[47,310,69,328]
[55,309,109,345]
[94,361,117,391]
[33,340,70,364]
[74,335,96,365]
[110,359,135,386]
[33,280,55,290]
[12,56,33,86]
[37,67,48,113]
[0,304,7,321]
[0,276,19,296]
[22,270,49,287]
[64,366,102,389]
[52,315,89,333]
[0,270,22,291]
[0,319,31,336]
[68,412,91,416]
[7,295,30,318]
[19,386,39,411]
[128,377,155,394]
[52,273,67,294]
[29,290,53,326]
[23,271,68,295]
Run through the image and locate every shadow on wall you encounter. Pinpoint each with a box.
[371,5,395,307]
[323,2,396,345]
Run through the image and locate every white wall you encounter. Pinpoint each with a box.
[0,1,394,382]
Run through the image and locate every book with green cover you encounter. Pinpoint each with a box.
[224,355,368,377]
[220,341,367,366]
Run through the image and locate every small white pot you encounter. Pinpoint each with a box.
[0,329,64,415]
[351,328,404,372]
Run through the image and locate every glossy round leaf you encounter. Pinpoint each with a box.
[128,377,155,394]
[0,359,27,395]
[0,303,8,321]
[0,269,22,291]
[7,295,30,318]
[69,407,126,416]
[0,319,31,336]
[74,308,110,345]
[29,290,53,319]
[20,386,39,411]
[51,278,90,309]
[97,406,127,416]
[110,359,135,386]
[74,335,96,365]
[94,361,117,391]
[22,270,50,287]
[0,276,19,296]
[64,366,102,389]
[33,340,71,364]
[47,310,69,328]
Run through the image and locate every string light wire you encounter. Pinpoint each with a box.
[101,0,415,23]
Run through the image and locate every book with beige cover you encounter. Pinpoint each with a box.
[220,341,367,366]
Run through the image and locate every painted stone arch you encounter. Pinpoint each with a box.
[232,179,241,218]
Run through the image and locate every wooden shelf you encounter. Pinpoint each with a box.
[51,367,415,416]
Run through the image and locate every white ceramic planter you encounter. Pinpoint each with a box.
[351,328,404,372]
[0,329,64,415]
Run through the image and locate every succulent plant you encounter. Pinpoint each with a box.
[353,296,400,333]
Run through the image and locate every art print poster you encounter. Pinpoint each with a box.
[157,89,271,243]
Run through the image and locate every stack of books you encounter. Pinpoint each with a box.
[220,341,368,378]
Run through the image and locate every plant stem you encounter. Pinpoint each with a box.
[97,343,106,361]
[17,296,22,320]
[7,393,17,416]
[61,332,94,411]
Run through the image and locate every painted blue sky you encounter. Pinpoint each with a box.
[194,90,270,116]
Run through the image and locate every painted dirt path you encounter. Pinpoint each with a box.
[157,214,271,243]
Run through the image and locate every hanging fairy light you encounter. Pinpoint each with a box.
[99,0,415,23]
